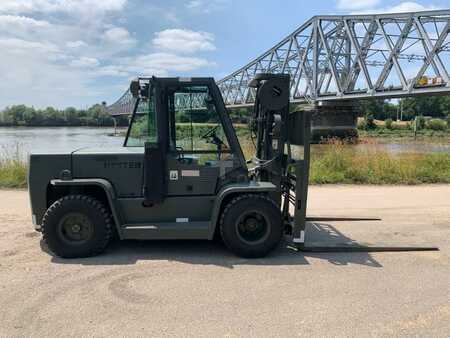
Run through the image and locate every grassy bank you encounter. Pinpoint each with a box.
[359,128,450,139]
[310,142,450,184]
[0,148,27,188]
[1,141,450,188]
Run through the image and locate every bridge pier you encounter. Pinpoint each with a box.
[309,100,359,142]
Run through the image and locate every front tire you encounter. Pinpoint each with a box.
[220,194,282,258]
[42,195,112,258]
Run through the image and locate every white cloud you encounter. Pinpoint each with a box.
[0,37,59,53]
[185,0,228,13]
[0,14,50,30]
[102,27,136,46]
[66,40,87,49]
[153,29,215,53]
[337,0,380,10]
[96,65,129,77]
[0,0,127,14]
[132,53,215,73]
[382,2,438,13]
[186,0,203,9]
[70,57,99,68]
[347,1,439,14]
[0,1,218,109]
[99,52,216,78]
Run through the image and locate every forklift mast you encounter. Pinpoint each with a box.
[249,74,290,183]
[248,73,312,245]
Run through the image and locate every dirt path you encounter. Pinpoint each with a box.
[0,186,449,337]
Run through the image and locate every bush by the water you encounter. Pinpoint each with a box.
[358,114,377,131]
[385,118,393,130]
[416,116,426,129]
[426,119,448,131]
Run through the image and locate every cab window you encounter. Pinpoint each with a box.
[125,86,157,147]
[168,85,230,157]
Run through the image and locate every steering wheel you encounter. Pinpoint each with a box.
[201,125,220,140]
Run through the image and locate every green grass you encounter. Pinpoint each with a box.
[1,139,450,189]
[359,128,450,139]
[310,141,450,184]
[0,146,27,188]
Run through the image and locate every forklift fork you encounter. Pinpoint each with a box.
[285,109,438,253]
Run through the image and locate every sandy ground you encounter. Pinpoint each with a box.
[0,186,449,337]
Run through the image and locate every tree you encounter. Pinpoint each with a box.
[400,96,448,120]
[360,99,384,119]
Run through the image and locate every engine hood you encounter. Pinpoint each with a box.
[71,147,144,155]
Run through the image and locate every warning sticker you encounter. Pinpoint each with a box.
[169,170,179,180]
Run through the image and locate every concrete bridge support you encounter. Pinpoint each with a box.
[295,101,359,142]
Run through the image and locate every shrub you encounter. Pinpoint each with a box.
[426,119,447,131]
[392,122,409,130]
[385,118,393,129]
[357,119,367,130]
[358,114,377,131]
[365,114,377,130]
[0,144,27,188]
[416,115,426,129]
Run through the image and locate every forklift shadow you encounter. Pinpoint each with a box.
[44,222,382,268]
[44,222,383,268]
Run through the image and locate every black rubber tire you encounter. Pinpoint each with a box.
[42,195,113,258]
[220,194,282,258]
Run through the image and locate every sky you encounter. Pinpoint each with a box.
[0,0,448,109]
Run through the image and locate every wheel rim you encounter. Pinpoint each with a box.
[235,210,270,245]
[57,212,94,245]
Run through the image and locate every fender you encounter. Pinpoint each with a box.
[208,181,277,239]
[50,178,124,237]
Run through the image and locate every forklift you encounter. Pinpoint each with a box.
[28,74,437,258]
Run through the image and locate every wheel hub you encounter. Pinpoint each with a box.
[71,224,81,233]
[236,211,270,245]
[58,212,93,245]
[245,218,258,231]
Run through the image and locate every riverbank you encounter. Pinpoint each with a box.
[2,141,450,188]
[310,142,450,184]
[0,145,27,188]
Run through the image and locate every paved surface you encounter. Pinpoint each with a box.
[0,186,449,337]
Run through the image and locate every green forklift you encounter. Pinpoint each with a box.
[28,74,436,258]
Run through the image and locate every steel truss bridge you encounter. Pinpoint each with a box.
[108,10,450,115]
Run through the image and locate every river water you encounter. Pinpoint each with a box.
[0,127,124,158]
[0,127,450,159]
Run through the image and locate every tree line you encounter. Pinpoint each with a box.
[0,104,129,127]
[1,95,449,127]
[360,95,450,121]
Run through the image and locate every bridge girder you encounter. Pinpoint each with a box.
[107,10,450,115]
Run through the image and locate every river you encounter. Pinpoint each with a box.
[0,127,124,158]
[1,126,450,159]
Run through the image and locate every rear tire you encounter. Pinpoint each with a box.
[220,194,282,258]
[42,195,112,258]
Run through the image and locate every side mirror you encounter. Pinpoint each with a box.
[130,80,140,98]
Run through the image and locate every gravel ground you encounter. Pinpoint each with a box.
[0,186,449,337]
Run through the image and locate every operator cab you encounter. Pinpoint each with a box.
[127,77,248,204]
